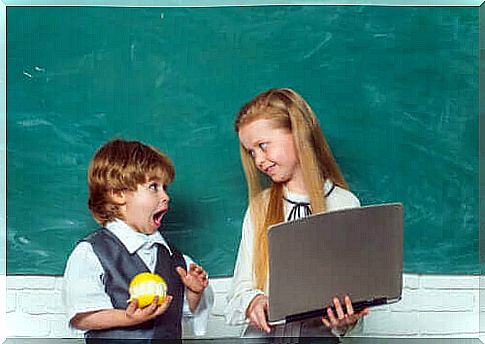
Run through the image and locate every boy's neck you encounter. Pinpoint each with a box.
[112,218,156,237]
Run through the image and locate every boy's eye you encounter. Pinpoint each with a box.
[259,143,268,151]
[148,183,159,192]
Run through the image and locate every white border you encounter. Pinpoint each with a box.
[1,0,6,340]
[1,1,482,341]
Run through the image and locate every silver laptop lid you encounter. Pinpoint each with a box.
[267,203,403,323]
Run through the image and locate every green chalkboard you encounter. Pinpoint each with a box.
[7,5,479,276]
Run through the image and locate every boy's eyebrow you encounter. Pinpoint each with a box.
[145,177,165,184]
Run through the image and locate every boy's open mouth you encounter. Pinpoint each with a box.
[153,210,166,228]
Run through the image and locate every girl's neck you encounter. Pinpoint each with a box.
[284,166,307,194]
[284,179,307,195]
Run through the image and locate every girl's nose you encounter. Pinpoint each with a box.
[254,151,266,169]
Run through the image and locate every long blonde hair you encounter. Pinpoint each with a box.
[235,88,348,290]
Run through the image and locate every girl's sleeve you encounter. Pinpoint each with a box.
[224,209,264,325]
[181,254,215,336]
[327,186,361,210]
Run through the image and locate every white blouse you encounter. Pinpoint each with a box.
[224,180,360,325]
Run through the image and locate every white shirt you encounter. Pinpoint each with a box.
[224,180,360,326]
[62,219,214,336]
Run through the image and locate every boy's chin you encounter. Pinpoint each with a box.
[147,226,160,234]
[135,226,159,235]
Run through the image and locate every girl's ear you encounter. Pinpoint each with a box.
[110,189,126,204]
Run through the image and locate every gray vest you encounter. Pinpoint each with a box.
[82,229,186,339]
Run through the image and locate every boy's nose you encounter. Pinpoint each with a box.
[160,191,170,204]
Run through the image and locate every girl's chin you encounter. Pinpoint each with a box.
[269,175,289,184]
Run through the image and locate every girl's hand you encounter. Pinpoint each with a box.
[125,295,173,325]
[176,263,209,294]
[321,295,369,335]
[246,294,271,333]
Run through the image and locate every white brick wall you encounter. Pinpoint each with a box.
[4,273,481,338]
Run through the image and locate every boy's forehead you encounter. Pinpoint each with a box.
[145,169,170,183]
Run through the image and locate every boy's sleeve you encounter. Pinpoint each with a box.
[62,241,113,328]
[181,254,214,336]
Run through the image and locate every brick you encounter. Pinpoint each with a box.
[414,290,475,312]
[18,290,65,315]
[6,312,50,336]
[480,289,485,312]
[370,304,390,312]
[419,312,479,334]
[363,311,419,335]
[390,289,475,312]
[54,276,65,291]
[46,313,79,338]
[403,274,420,289]
[7,275,56,290]
[389,289,418,312]
[420,275,479,290]
[0,286,5,340]
[6,290,16,313]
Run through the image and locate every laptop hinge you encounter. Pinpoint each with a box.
[284,297,390,324]
[285,308,326,323]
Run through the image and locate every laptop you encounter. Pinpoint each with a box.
[267,203,403,325]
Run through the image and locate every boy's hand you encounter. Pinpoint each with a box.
[125,295,173,325]
[176,263,209,294]
[176,263,209,313]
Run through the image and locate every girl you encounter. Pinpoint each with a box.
[225,88,369,338]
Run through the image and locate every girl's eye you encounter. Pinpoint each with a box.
[248,149,255,158]
[259,143,268,150]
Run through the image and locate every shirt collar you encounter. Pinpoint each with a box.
[105,219,172,255]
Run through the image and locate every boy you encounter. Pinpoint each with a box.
[62,139,213,340]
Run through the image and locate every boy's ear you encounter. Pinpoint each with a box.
[110,189,126,203]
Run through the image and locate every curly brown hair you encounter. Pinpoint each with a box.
[87,139,174,225]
